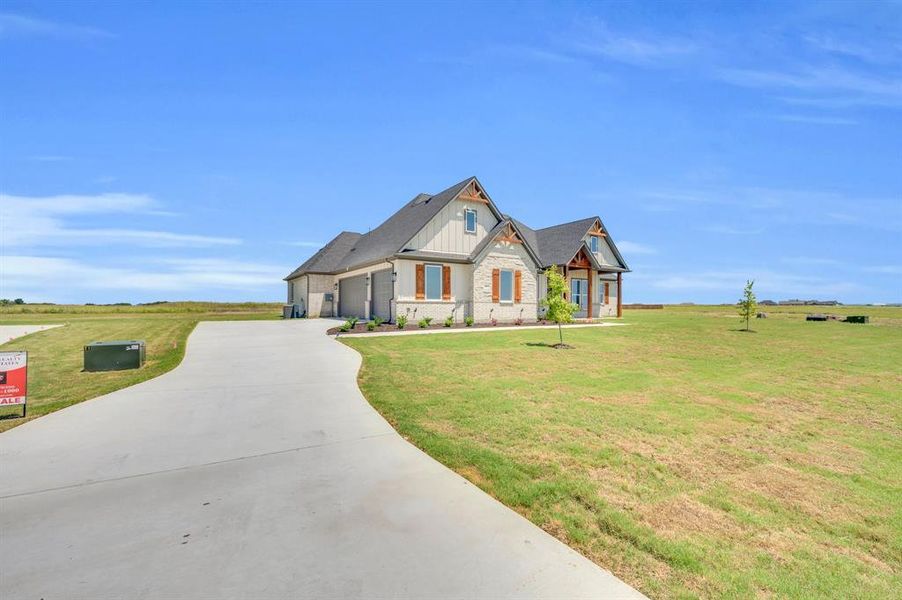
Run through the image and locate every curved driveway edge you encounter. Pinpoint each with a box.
[0,319,644,599]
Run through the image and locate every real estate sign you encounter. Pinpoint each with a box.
[0,351,28,415]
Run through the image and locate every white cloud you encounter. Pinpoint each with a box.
[0,192,240,248]
[616,240,656,255]
[771,114,859,125]
[863,265,902,275]
[781,257,846,267]
[570,19,697,66]
[803,34,901,65]
[635,268,864,298]
[0,13,113,40]
[634,186,901,232]
[490,44,586,65]
[59,229,240,247]
[698,224,765,235]
[716,65,902,108]
[286,241,324,248]
[0,255,284,300]
[27,155,73,162]
[4,192,153,214]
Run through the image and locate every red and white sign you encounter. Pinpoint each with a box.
[0,351,27,406]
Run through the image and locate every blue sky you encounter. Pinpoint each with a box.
[1,1,900,304]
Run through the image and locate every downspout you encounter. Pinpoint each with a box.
[387,258,396,323]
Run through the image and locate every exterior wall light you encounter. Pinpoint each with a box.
[391,272,397,282]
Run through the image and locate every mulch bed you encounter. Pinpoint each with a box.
[327,320,558,335]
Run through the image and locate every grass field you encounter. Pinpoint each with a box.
[0,302,281,431]
[343,306,902,599]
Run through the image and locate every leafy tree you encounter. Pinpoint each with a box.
[0,299,10,306]
[540,265,579,347]
[738,279,757,332]
[13,298,24,305]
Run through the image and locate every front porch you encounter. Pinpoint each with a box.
[562,247,623,319]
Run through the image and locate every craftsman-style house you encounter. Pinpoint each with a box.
[284,177,629,323]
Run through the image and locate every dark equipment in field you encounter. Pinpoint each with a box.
[844,315,870,324]
[84,340,146,372]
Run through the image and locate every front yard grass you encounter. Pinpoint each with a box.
[0,302,280,431]
[343,306,902,599]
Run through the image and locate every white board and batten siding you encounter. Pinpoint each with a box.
[585,234,621,268]
[404,201,499,255]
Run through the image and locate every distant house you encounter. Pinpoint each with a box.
[284,177,630,323]
[778,299,841,306]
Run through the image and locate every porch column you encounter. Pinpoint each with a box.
[587,269,593,319]
[563,265,568,299]
[617,272,623,317]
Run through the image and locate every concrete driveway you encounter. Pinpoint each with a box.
[0,323,62,343]
[0,319,643,599]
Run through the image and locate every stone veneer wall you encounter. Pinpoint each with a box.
[472,243,538,322]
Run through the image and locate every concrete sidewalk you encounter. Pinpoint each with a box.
[0,319,644,599]
[337,320,627,338]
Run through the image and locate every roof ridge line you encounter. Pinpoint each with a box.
[535,216,598,232]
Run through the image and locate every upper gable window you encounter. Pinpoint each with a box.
[465,208,477,234]
[589,235,599,253]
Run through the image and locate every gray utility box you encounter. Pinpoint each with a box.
[84,340,146,372]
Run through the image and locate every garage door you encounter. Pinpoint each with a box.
[338,275,366,318]
[371,269,392,322]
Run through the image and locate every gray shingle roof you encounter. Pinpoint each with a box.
[285,177,630,279]
[509,218,539,259]
[283,231,361,280]
[468,218,544,267]
[532,217,599,267]
[284,177,477,279]
[333,177,474,272]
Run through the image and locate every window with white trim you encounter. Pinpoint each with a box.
[425,264,443,300]
[589,235,599,253]
[499,269,513,302]
[465,208,477,234]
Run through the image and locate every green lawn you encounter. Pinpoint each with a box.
[343,306,902,599]
[0,302,281,431]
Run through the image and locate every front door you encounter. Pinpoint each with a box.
[570,278,588,317]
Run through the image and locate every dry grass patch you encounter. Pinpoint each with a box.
[639,495,745,540]
[733,464,860,522]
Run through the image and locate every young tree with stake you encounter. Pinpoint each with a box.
[540,265,579,347]
[738,279,757,332]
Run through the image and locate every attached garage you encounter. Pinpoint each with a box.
[338,274,367,318]
[370,268,393,322]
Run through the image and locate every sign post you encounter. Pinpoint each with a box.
[0,351,28,418]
